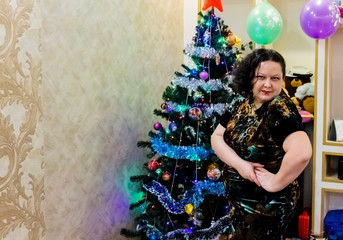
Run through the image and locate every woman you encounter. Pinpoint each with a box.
[211,48,312,239]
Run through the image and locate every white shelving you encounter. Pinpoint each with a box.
[312,23,343,236]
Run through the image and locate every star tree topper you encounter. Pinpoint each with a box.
[202,0,223,12]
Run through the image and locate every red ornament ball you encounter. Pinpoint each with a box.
[148,159,159,171]
[153,122,162,130]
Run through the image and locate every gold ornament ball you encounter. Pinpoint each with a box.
[162,172,171,181]
[226,34,236,46]
[207,163,219,171]
[185,203,194,215]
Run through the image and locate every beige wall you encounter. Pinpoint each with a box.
[1,0,318,239]
[217,0,316,76]
[0,0,183,239]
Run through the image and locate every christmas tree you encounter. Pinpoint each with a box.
[121,4,252,240]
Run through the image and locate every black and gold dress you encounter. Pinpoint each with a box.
[220,91,305,240]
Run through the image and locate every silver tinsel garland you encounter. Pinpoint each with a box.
[166,101,227,119]
[184,44,236,59]
[172,75,233,92]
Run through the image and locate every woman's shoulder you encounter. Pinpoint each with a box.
[268,91,300,118]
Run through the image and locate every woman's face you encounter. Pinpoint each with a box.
[251,60,284,108]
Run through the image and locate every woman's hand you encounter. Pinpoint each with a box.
[254,131,312,193]
[211,125,263,187]
[236,160,264,187]
[255,167,280,192]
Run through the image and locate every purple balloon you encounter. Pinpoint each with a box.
[300,0,340,39]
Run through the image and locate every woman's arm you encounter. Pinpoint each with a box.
[255,130,312,192]
[211,124,263,186]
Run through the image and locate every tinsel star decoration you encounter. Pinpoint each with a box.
[202,0,223,12]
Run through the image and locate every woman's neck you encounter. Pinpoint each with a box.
[253,100,262,110]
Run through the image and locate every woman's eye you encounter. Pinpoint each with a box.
[272,77,281,81]
[256,76,264,80]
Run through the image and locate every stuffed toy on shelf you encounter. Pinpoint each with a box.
[292,82,315,123]
[284,66,315,123]
[284,66,312,98]
[293,82,315,114]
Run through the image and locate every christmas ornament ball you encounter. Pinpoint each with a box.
[148,159,159,171]
[200,70,209,80]
[161,102,168,110]
[162,172,171,181]
[185,203,194,215]
[155,168,162,175]
[226,34,236,46]
[153,122,162,130]
[190,68,198,77]
[168,122,178,132]
[189,107,202,120]
[207,163,221,180]
[149,234,158,240]
[207,168,221,180]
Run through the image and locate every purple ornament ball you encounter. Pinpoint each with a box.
[153,122,162,130]
[200,71,209,80]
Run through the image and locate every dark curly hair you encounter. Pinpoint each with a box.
[231,48,286,97]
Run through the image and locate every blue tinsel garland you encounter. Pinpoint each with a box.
[143,180,226,214]
[150,137,213,161]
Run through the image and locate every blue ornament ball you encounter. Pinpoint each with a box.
[190,69,198,77]
[149,234,158,240]
[168,122,178,132]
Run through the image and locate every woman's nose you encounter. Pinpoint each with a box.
[264,78,273,87]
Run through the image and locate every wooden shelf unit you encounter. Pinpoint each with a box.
[312,22,343,235]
